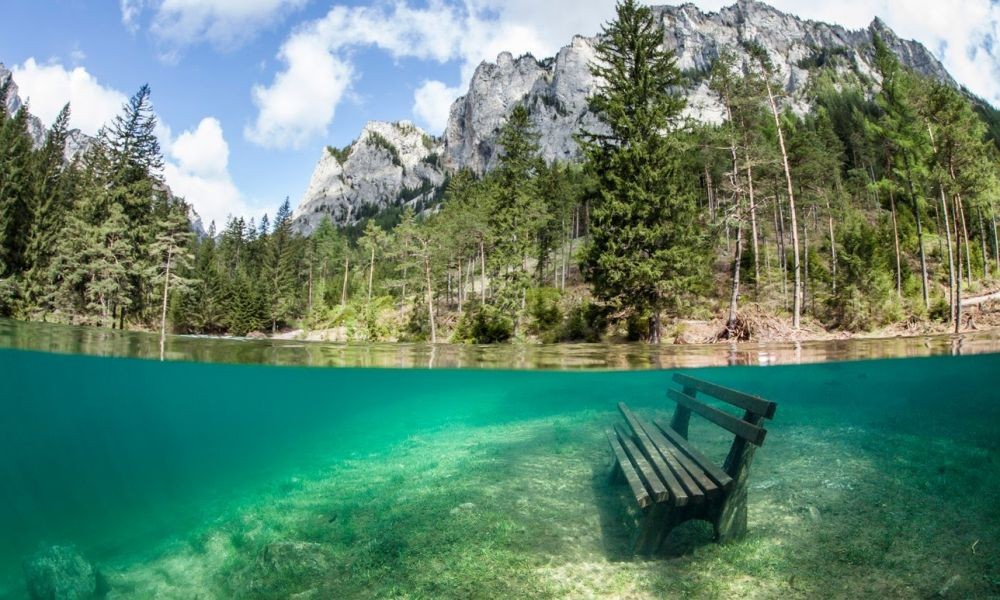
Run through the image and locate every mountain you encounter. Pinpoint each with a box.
[0,63,95,161]
[291,120,447,234]
[293,0,954,231]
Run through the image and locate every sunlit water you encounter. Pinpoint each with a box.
[1,319,998,598]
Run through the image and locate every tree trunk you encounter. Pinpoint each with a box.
[727,209,743,335]
[457,257,463,313]
[307,262,313,315]
[905,164,929,311]
[940,185,956,323]
[705,161,715,221]
[958,194,973,288]
[991,198,999,273]
[825,195,838,296]
[159,246,172,361]
[479,238,487,304]
[423,246,436,343]
[341,256,349,306]
[746,154,760,294]
[765,80,802,329]
[367,245,375,303]
[953,192,963,333]
[889,187,902,298]
[776,195,787,306]
[803,210,810,316]
[979,207,989,280]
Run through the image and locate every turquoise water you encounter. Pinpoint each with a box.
[1,344,998,598]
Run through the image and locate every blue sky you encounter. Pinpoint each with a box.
[1,0,997,229]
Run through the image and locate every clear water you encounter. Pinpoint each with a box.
[1,320,998,598]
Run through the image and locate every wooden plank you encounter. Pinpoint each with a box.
[606,429,651,508]
[613,425,670,503]
[653,418,734,491]
[667,389,768,446]
[673,373,777,419]
[637,416,719,500]
[618,404,688,506]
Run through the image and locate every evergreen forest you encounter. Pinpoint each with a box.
[1,0,998,344]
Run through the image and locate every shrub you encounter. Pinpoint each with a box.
[453,305,514,344]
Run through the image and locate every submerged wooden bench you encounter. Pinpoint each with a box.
[606,373,777,554]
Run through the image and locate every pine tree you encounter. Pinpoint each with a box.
[581,0,708,341]
[262,197,297,331]
[490,104,546,303]
[148,201,196,358]
[0,99,35,277]
[23,104,74,313]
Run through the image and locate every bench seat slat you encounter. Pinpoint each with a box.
[653,418,734,491]
[618,404,689,506]
[606,429,652,508]
[667,389,768,446]
[637,416,719,500]
[673,373,777,419]
[613,425,670,503]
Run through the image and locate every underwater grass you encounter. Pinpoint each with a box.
[92,402,998,600]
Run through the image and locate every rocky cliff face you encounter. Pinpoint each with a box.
[443,0,952,174]
[293,0,954,230]
[291,120,447,234]
[1,63,95,161]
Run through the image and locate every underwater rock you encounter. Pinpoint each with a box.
[232,541,330,599]
[23,545,97,600]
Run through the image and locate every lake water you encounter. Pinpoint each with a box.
[1,319,998,598]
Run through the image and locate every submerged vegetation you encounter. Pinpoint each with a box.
[3,352,992,599]
[0,0,998,344]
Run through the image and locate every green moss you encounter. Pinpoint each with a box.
[367,131,402,167]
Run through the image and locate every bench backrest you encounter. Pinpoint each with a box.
[667,373,777,447]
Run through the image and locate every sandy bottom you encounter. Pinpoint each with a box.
[92,408,997,599]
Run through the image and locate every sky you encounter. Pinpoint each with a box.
[1,0,997,229]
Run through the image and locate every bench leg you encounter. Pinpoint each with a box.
[609,458,625,484]
[714,443,757,544]
[632,502,669,555]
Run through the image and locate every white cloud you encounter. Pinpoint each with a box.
[163,117,251,229]
[245,32,355,149]
[11,59,127,136]
[121,0,307,49]
[247,0,616,146]
[413,80,463,134]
